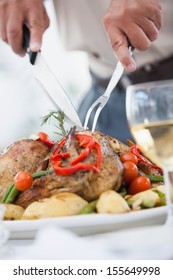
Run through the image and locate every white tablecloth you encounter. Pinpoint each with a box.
[1,225,173,260]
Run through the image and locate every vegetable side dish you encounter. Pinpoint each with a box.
[0,112,165,220]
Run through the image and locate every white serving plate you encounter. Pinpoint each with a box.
[3,206,166,239]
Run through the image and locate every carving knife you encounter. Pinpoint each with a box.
[23,25,83,129]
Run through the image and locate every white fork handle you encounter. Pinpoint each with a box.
[104,61,124,98]
[90,46,134,132]
[104,45,134,98]
[91,62,124,132]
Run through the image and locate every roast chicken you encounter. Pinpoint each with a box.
[0,128,162,209]
[15,129,127,208]
[0,139,49,200]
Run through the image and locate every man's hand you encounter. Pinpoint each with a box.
[0,0,49,56]
[103,0,163,72]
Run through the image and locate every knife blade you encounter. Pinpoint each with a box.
[23,25,83,129]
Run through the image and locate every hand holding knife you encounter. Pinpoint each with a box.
[22,25,83,129]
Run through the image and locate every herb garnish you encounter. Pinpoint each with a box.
[41,110,68,136]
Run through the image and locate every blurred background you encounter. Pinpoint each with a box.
[0,0,91,150]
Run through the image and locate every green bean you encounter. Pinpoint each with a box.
[141,199,155,209]
[118,187,127,197]
[32,169,54,179]
[80,200,98,214]
[147,175,164,183]
[5,186,20,204]
[153,190,166,206]
[0,183,14,203]
[126,199,133,208]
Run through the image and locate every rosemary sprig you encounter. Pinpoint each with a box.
[55,111,68,136]
[41,110,68,136]
[41,110,56,125]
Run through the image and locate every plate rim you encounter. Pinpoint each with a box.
[3,206,167,234]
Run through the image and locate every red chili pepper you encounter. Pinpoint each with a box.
[37,132,54,148]
[53,162,99,176]
[130,144,163,173]
[50,133,102,176]
[71,134,95,165]
[52,138,66,156]
[93,142,102,169]
[51,152,70,162]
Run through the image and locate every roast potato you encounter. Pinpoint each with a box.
[127,184,166,210]
[2,204,24,220]
[22,192,88,219]
[96,190,130,214]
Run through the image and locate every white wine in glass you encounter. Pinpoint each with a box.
[126,80,173,224]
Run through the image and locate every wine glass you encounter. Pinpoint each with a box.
[118,79,173,258]
[126,80,173,225]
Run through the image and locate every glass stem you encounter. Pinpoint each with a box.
[164,169,173,225]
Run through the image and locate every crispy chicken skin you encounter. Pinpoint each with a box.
[0,139,49,199]
[16,131,124,208]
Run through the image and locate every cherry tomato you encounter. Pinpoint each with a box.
[37,132,48,140]
[14,171,33,191]
[123,161,138,184]
[120,152,138,164]
[37,132,54,148]
[128,176,151,195]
